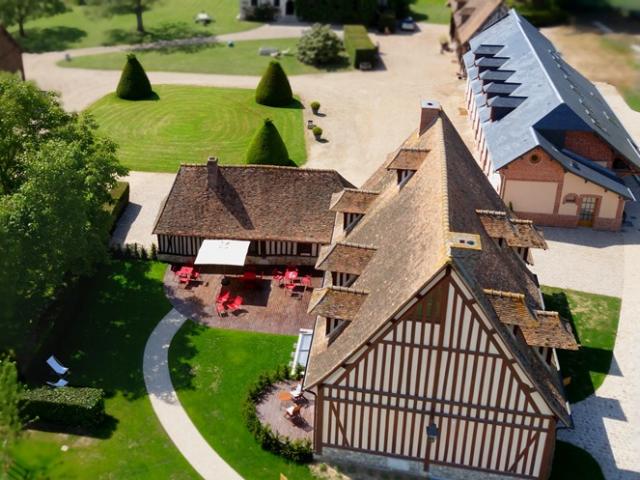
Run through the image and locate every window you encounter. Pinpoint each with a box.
[247,241,258,255]
[325,317,343,336]
[529,154,541,165]
[344,212,363,232]
[397,169,415,186]
[332,272,357,287]
[297,242,312,256]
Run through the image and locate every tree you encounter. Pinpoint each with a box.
[87,0,161,34]
[245,118,291,166]
[0,74,126,354]
[0,0,66,37]
[297,23,343,66]
[0,356,22,474]
[116,54,153,100]
[255,61,293,107]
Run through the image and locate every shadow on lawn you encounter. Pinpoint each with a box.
[18,27,87,53]
[104,22,211,47]
[168,320,206,393]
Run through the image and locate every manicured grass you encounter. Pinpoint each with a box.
[169,322,316,480]
[550,441,604,479]
[10,260,198,479]
[542,286,621,404]
[410,0,451,24]
[10,0,259,52]
[59,38,351,76]
[87,85,307,172]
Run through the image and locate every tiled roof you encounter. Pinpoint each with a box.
[153,160,353,243]
[304,106,573,425]
[329,188,379,214]
[315,242,377,275]
[476,209,547,248]
[483,289,538,327]
[386,147,430,171]
[451,0,506,46]
[308,286,368,320]
[463,10,640,196]
[523,311,579,350]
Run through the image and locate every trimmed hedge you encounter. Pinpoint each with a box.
[344,25,377,69]
[243,364,312,464]
[105,181,129,233]
[255,61,294,107]
[116,54,153,100]
[21,387,105,428]
[245,118,291,166]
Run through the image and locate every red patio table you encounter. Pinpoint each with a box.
[284,270,298,283]
[216,289,231,304]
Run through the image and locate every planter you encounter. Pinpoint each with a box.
[311,107,320,115]
[307,120,315,130]
[314,133,322,141]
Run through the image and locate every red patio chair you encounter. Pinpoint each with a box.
[226,295,244,312]
[285,282,299,297]
[215,302,227,317]
[300,275,312,292]
[272,269,284,285]
[216,289,231,304]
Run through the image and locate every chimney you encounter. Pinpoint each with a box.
[419,100,442,135]
[207,157,219,190]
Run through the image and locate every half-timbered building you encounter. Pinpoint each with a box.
[153,158,352,265]
[0,26,24,79]
[302,100,578,479]
[463,10,637,231]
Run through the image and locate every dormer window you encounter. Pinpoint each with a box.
[397,169,415,186]
[343,212,363,232]
[325,317,344,336]
[332,272,357,287]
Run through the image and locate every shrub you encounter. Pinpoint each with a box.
[518,7,568,27]
[312,126,323,137]
[295,0,378,25]
[245,118,291,166]
[296,24,344,66]
[242,4,279,21]
[255,61,293,107]
[310,101,320,112]
[243,365,311,463]
[378,11,397,33]
[116,54,153,100]
[21,387,105,428]
[105,181,129,233]
[344,25,378,69]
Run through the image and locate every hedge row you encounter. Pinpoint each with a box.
[243,364,312,464]
[105,181,129,233]
[21,387,106,428]
[344,25,377,69]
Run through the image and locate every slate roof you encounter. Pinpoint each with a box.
[303,105,573,425]
[463,9,637,200]
[153,161,353,243]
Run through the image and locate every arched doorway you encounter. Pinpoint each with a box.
[285,0,294,15]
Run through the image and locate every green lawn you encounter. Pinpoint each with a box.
[410,0,451,24]
[10,0,259,52]
[10,261,199,479]
[87,85,307,172]
[542,286,621,404]
[59,38,351,76]
[550,441,604,480]
[169,322,317,480]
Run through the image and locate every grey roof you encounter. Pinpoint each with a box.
[463,9,640,199]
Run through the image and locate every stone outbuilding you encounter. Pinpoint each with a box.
[0,26,24,79]
[464,10,637,230]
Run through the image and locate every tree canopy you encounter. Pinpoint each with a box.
[255,61,294,107]
[0,0,66,37]
[0,74,127,355]
[87,0,161,33]
[0,356,22,474]
[296,23,344,66]
[245,118,291,166]
[116,54,154,100]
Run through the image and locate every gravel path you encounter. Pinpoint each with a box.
[533,180,640,478]
[143,308,242,480]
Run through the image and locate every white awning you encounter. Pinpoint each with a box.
[194,239,250,266]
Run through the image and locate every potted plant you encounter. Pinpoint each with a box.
[311,101,321,115]
[312,126,323,141]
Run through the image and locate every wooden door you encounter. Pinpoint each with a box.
[578,196,597,227]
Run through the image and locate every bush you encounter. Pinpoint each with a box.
[21,387,105,428]
[344,25,378,69]
[116,54,153,100]
[105,181,129,233]
[296,24,344,66]
[295,0,378,25]
[518,7,568,27]
[312,126,323,137]
[255,61,294,107]
[243,365,312,463]
[378,11,397,33]
[245,118,291,166]
[242,4,279,21]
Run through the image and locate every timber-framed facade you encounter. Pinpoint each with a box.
[302,101,578,479]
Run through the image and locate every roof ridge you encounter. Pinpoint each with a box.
[436,118,452,257]
[325,285,369,295]
[483,288,525,300]
[179,163,343,175]
[335,241,377,251]
[340,187,380,195]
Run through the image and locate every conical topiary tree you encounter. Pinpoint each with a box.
[255,61,293,107]
[245,118,291,166]
[116,54,153,100]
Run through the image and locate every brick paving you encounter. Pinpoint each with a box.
[256,380,315,441]
[163,267,320,335]
[533,180,640,479]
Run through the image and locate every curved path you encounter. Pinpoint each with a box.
[143,308,242,480]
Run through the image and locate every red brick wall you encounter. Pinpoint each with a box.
[564,131,615,167]
[500,147,564,183]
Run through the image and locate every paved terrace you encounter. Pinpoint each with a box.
[163,267,320,335]
[257,379,315,441]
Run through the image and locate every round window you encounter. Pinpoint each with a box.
[529,154,541,164]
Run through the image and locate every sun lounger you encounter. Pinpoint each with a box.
[46,355,69,375]
[285,404,302,419]
[290,383,305,400]
[47,378,68,388]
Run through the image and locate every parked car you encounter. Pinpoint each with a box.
[400,16,416,32]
